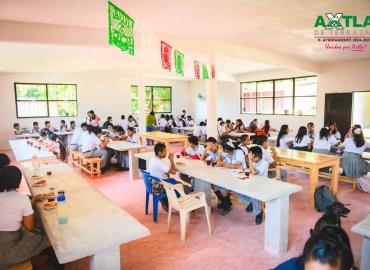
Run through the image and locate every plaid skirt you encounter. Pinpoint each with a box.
[0,226,46,269]
[341,151,370,179]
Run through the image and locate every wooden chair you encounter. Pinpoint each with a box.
[162,181,212,242]
[5,260,32,270]
[70,150,82,166]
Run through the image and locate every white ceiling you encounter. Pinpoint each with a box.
[0,0,369,77]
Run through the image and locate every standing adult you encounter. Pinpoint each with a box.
[90,111,100,127]
[145,111,157,145]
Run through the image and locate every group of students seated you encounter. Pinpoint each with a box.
[69,123,140,173]
[0,154,63,269]
[145,109,195,132]
[13,120,76,135]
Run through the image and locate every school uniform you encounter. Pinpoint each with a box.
[81,133,108,168]
[186,144,205,158]
[292,135,310,151]
[201,126,207,140]
[237,159,269,216]
[69,127,83,151]
[157,118,167,132]
[59,125,68,132]
[259,145,288,181]
[31,128,40,134]
[341,138,370,178]
[193,126,202,138]
[119,119,129,131]
[0,191,46,269]
[313,136,337,154]
[128,120,137,128]
[278,135,291,149]
[238,143,249,158]
[217,125,227,137]
[332,131,341,141]
[119,134,140,168]
[186,120,194,127]
[308,130,315,140]
[13,129,21,136]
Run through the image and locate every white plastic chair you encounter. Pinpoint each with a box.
[162,181,212,242]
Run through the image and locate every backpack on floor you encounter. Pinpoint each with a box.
[314,185,338,212]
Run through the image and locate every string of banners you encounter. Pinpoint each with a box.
[107,2,215,79]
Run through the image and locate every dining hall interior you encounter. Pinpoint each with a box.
[0,1,370,270]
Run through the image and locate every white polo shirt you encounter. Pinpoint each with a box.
[313,136,337,151]
[293,135,309,147]
[81,133,101,153]
[0,191,34,231]
[253,159,269,177]
[186,144,205,157]
[127,134,139,143]
[158,118,167,127]
[278,135,292,149]
[149,156,170,180]
[119,119,129,131]
[343,138,370,155]
[205,150,218,162]
[70,127,83,145]
[258,146,275,165]
[78,130,89,147]
[223,149,246,169]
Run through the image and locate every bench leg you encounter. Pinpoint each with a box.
[90,246,120,270]
[264,195,289,257]
[128,149,139,180]
[309,167,318,209]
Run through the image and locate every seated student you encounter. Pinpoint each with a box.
[274,226,355,270]
[248,119,258,133]
[313,127,338,154]
[69,123,88,151]
[59,120,67,132]
[176,116,186,128]
[0,153,11,168]
[213,140,246,215]
[184,136,205,159]
[13,123,21,135]
[128,115,137,128]
[78,125,90,150]
[238,134,251,157]
[237,146,267,225]
[307,122,315,140]
[44,121,57,133]
[328,121,341,141]
[167,115,177,129]
[148,143,189,211]
[200,137,218,164]
[117,127,140,171]
[225,120,234,132]
[106,123,116,138]
[217,117,223,127]
[0,166,47,269]
[234,119,246,133]
[276,125,293,149]
[103,116,113,129]
[38,131,48,144]
[69,121,76,131]
[292,126,312,151]
[112,126,126,141]
[157,114,167,131]
[186,115,194,127]
[31,122,40,134]
[80,127,109,172]
[256,135,287,181]
[341,126,370,183]
[260,120,276,136]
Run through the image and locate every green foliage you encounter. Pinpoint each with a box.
[130,86,171,113]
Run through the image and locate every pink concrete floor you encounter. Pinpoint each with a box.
[5,144,370,270]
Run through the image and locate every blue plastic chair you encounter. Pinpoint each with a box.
[141,170,177,222]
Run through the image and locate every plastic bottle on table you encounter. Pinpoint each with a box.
[57,193,68,224]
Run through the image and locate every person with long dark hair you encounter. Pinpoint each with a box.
[292,126,312,151]
[313,128,338,154]
[261,120,276,136]
[341,126,370,188]
[248,119,258,133]
[276,125,293,149]
[234,119,245,133]
[328,121,341,141]
[274,225,356,270]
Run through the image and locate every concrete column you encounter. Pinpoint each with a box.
[137,73,146,133]
[206,58,218,138]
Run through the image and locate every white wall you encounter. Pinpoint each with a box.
[189,59,370,133]
[0,72,190,150]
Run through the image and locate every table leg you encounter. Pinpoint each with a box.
[129,149,140,180]
[330,161,339,194]
[165,141,170,151]
[360,237,370,270]
[90,246,120,270]
[264,195,289,257]
[309,166,318,209]
[193,178,212,205]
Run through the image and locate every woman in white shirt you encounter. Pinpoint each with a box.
[313,128,338,154]
[127,115,137,128]
[293,126,312,151]
[328,121,341,141]
[217,121,228,139]
[0,166,46,269]
[341,127,370,181]
[276,125,293,149]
